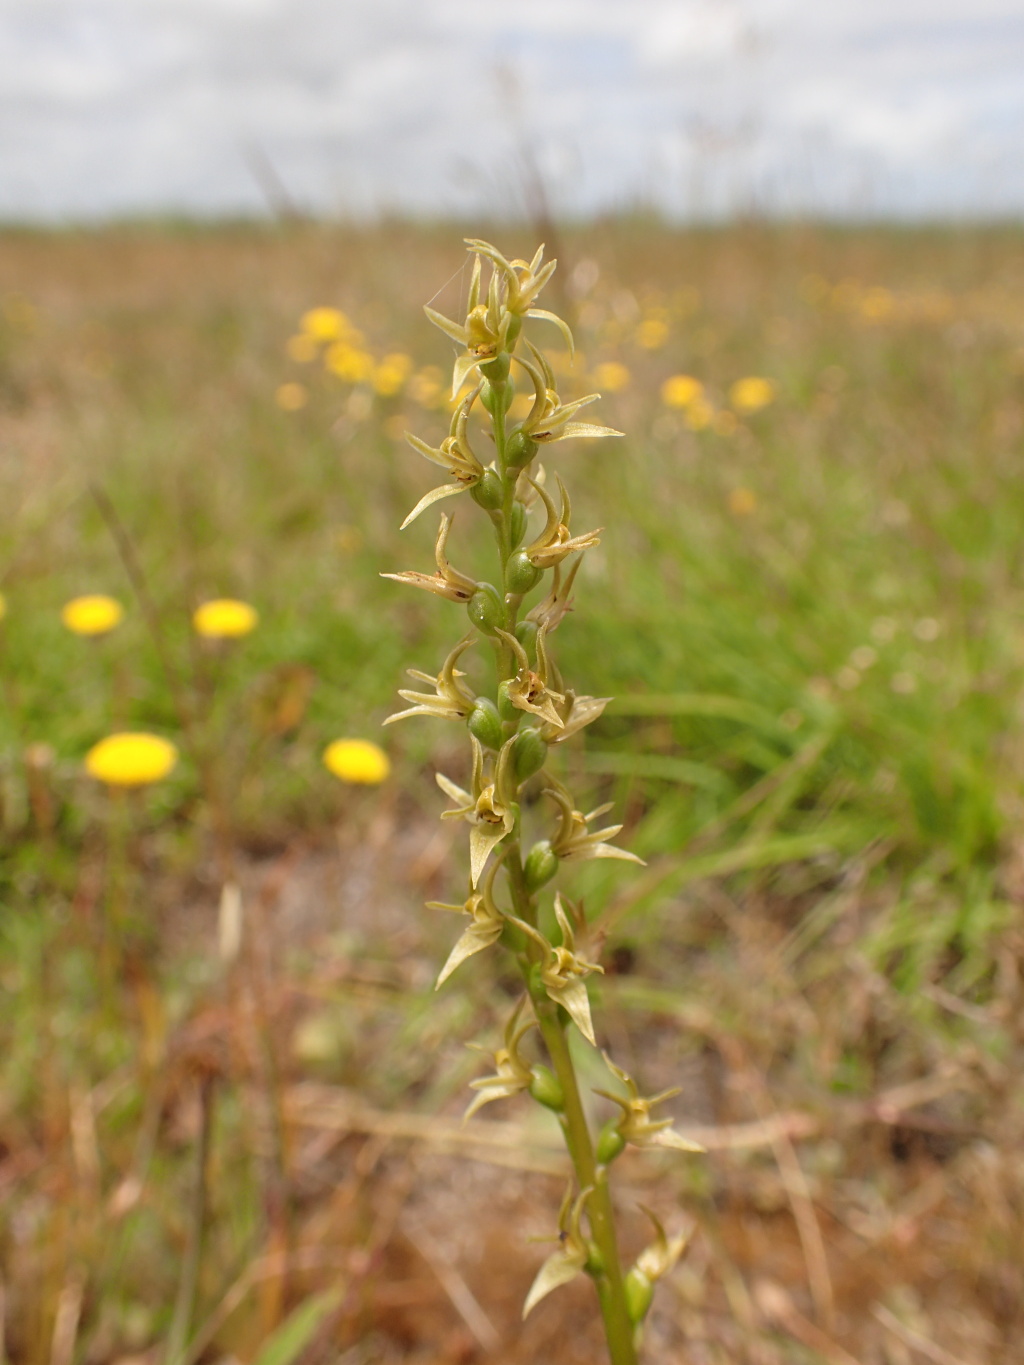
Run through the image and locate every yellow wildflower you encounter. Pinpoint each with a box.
[729,376,776,412]
[0,592,6,621]
[635,318,669,349]
[193,599,258,639]
[85,733,178,787]
[728,487,757,517]
[325,344,374,385]
[591,360,631,392]
[275,382,308,411]
[61,594,124,636]
[660,374,704,409]
[323,738,390,785]
[300,307,348,342]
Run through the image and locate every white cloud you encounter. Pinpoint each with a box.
[0,0,1022,219]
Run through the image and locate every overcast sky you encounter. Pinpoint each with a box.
[1,0,1022,221]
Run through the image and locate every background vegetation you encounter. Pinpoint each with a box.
[1,220,1022,1364]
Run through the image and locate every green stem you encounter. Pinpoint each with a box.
[489,349,637,1364]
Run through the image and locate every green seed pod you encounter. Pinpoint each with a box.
[515,619,539,656]
[466,583,503,636]
[505,550,543,595]
[505,315,523,350]
[496,679,519,723]
[512,729,549,784]
[479,352,511,383]
[596,1119,627,1166]
[470,469,504,510]
[504,429,538,469]
[624,1267,655,1325]
[480,376,515,416]
[467,698,502,750]
[509,501,527,549]
[524,839,559,892]
[529,1065,564,1112]
[585,1241,606,1277]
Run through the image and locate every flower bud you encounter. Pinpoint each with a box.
[504,429,538,469]
[496,680,519,723]
[470,469,504,510]
[512,728,548,783]
[467,698,503,750]
[524,839,559,891]
[479,352,511,383]
[624,1267,655,1325]
[509,501,527,549]
[515,619,538,656]
[529,1065,564,1111]
[466,582,504,636]
[480,376,515,416]
[596,1119,627,1166]
[505,550,543,595]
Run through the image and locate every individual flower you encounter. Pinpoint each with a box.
[193,599,258,639]
[381,513,479,603]
[635,317,669,349]
[384,635,477,726]
[524,475,602,570]
[495,628,565,730]
[436,737,516,885]
[429,859,506,988]
[85,733,178,787]
[464,996,536,1119]
[546,782,644,865]
[524,558,582,636]
[61,594,124,637]
[372,352,414,396]
[517,349,622,445]
[511,896,603,1044]
[400,386,487,528]
[591,360,631,392]
[540,689,611,745]
[729,376,776,412]
[594,1056,704,1153]
[522,1185,593,1318]
[300,307,349,342]
[660,374,704,409]
[323,738,390,785]
[324,344,374,384]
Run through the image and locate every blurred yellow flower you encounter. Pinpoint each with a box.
[193,599,258,639]
[684,398,714,431]
[85,732,178,787]
[861,287,894,321]
[300,307,348,342]
[61,594,124,636]
[325,344,375,384]
[661,374,704,409]
[729,376,776,412]
[323,738,390,785]
[592,361,631,392]
[407,366,445,409]
[286,334,319,363]
[0,592,6,621]
[372,353,413,396]
[727,487,757,516]
[636,318,669,350]
[275,382,308,411]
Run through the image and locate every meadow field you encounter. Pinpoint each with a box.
[1,220,1023,1364]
